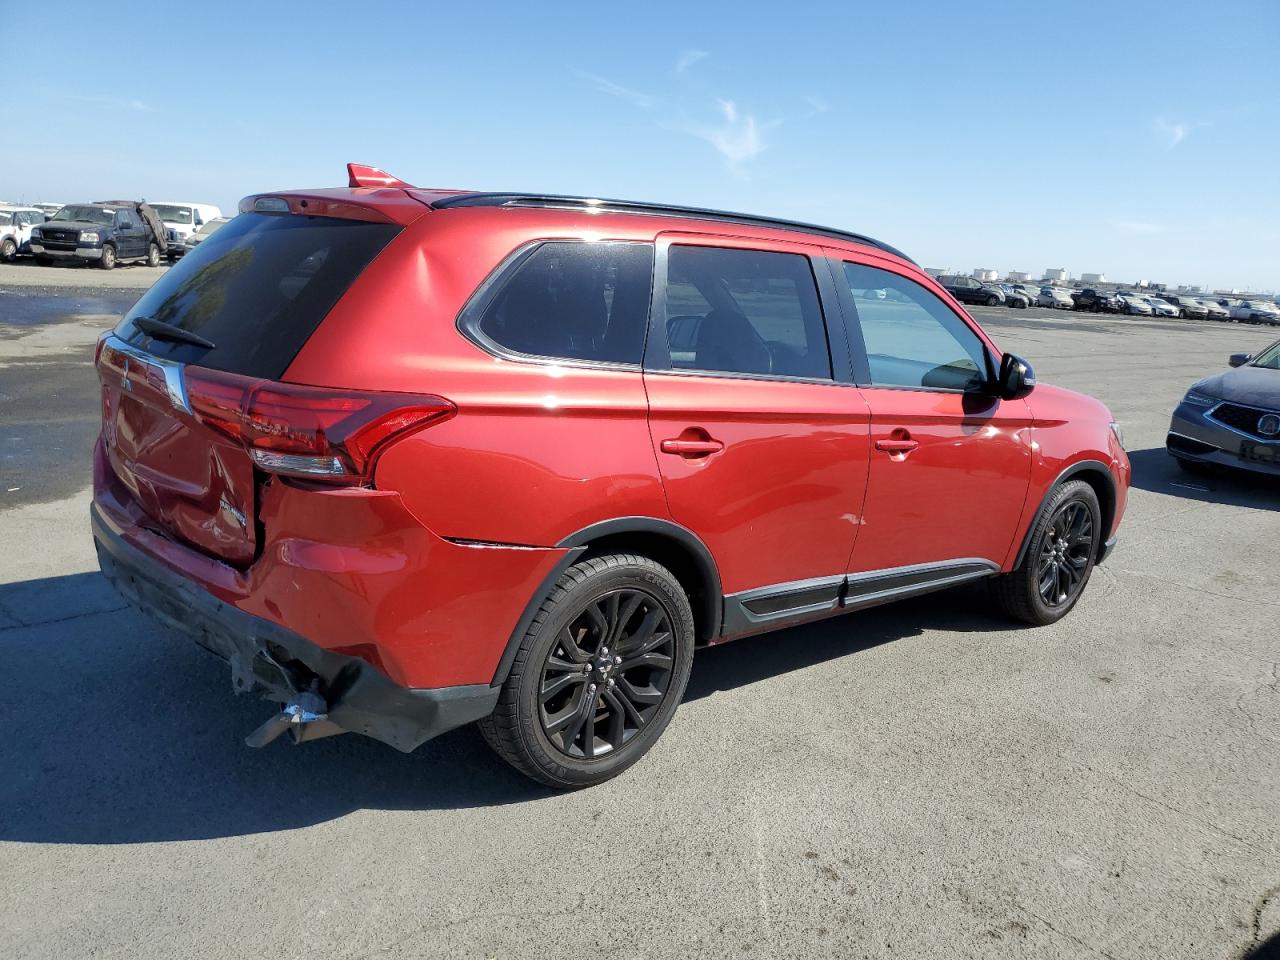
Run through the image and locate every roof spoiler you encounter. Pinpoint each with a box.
[347,163,414,189]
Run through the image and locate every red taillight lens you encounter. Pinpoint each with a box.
[184,367,454,483]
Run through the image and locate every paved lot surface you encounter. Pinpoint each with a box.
[1,275,1278,960]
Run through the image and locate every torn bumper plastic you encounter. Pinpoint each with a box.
[92,503,499,753]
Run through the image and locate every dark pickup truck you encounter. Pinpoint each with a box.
[1071,288,1123,313]
[30,202,167,269]
[936,274,1006,306]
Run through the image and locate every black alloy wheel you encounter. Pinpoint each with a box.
[539,588,676,760]
[479,553,695,788]
[990,478,1101,625]
[1036,500,1094,608]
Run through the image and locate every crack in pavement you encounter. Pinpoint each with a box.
[0,603,128,632]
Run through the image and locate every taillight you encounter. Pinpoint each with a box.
[184,367,455,484]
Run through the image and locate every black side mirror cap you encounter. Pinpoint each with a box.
[997,352,1036,400]
[1229,353,1251,368]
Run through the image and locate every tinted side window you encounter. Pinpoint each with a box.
[661,245,831,379]
[843,262,988,391]
[476,241,653,365]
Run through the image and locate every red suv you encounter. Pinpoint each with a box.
[92,164,1129,788]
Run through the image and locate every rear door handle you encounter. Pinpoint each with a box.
[661,438,724,457]
[875,438,919,453]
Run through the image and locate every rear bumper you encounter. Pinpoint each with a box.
[92,502,499,752]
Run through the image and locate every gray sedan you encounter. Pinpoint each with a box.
[1167,339,1280,477]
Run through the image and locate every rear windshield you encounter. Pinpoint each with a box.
[117,213,400,379]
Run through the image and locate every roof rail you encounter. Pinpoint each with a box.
[429,192,914,263]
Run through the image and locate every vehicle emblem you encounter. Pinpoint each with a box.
[1259,414,1280,437]
[121,355,132,392]
[219,496,247,528]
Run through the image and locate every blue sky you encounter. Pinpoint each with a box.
[3,1,1277,291]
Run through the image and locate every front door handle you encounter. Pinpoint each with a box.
[661,438,724,457]
[875,438,919,454]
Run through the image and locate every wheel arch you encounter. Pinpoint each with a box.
[1012,459,1116,569]
[489,517,723,687]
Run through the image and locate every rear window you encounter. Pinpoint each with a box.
[117,213,400,379]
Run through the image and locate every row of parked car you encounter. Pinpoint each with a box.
[936,274,1280,326]
[0,200,229,268]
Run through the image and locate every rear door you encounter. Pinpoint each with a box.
[113,209,139,257]
[642,234,871,631]
[97,211,402,565]
[832,256,1032,579]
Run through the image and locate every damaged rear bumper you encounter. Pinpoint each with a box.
[92,503,498,752]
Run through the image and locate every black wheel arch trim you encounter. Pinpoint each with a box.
[1013,459,1117,568]
[490,517,723,687]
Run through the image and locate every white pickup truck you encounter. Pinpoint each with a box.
[0,206,47,261]
[150,202,223,258]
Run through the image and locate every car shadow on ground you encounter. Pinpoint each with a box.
[1127,446,1278,512]
[0,571,1011,844]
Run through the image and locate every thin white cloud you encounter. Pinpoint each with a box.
[59,92,154,113]
[1111,219,1166,235]
[802,95,829,118]
[575,70,656,110]
[690,99,775,173]
[1153,115,1195,148]
[675,49,708,73]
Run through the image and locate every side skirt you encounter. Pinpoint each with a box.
[720,559,999,638]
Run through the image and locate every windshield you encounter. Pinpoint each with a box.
[51,205,114,225]
[152,205,193,224]
[195,218,227,237]
[1251,341,1280,369]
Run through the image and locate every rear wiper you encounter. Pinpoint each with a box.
[132,316,216,350]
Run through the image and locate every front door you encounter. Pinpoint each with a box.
[642,235,871,634]
[833,257,1033,581]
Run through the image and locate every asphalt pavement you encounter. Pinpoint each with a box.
[1,276,1277,960]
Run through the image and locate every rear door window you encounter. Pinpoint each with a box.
[117,213,400,379]
[658,245,831,380]
[471,241,653,365]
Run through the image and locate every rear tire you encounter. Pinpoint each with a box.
[479,553,695,789]
[99,243,116,270]
[991,479,1101,626]
[146,242,160,267]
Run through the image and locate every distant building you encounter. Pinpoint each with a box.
[1043,268,1069,282]
[1080,272,1106,284]
[1006,270,1032,282]
[1177,284,1202,294]
[924,267,947,278]
[972,268,998,282]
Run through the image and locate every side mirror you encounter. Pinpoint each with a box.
[997,352,1036,400]
[1229,353,1251,368]
[194,216,203,227]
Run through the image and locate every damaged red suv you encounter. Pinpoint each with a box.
[93,164,1129,788]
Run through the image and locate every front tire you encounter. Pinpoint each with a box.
[146,242,160,267]
[480,553,695,789]
[99,243,116,270]
[991,479,1101,626]
[0,237,15,262]
[986,294,1000,306]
